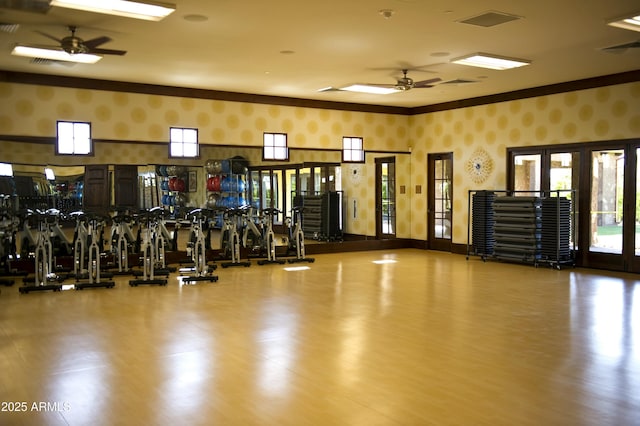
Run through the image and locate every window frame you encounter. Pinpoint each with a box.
[342,136,365,163]
[169,127,199,159]
[263,132,289,161]
[56,120,93,156]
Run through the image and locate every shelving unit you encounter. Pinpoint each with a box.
[467,190,495,260]
[297,191,343,241]
[467,189,575,268]
[493,196,542,264]
[205,157,249,228]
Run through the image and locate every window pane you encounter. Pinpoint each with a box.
[513,154,541,193]
[183,143,198,157]
[170,128,183,142]
[75,138,91,154]
[171,143,183,157]
[184,129,197,143]
[265,146,274,159]
[275,146,287,160]
[590,149,624,254]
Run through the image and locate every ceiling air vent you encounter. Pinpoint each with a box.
[458,11,521,27]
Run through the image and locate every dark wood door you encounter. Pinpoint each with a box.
[114,165,139,211]
[83,165,110,213]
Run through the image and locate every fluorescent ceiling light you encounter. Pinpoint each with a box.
[451,53,530,70]
[340,84,400,95]
[607,12,640,32]
[12,44,102,64]
[50,0,176,21]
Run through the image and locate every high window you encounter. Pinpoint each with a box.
[263,132,288,161]
[56,121,92,155]
[342,136,364,163]
[169,127,199,158]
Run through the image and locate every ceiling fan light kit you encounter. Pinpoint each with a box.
[50,0,176,21]
[11,44,102,63]
[451,53,530,70]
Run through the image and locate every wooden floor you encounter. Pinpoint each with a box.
[1,249,639,426]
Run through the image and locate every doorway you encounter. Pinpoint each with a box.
[375,157,396,239]
[428,153,453,251]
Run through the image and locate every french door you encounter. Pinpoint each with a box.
[509,140,640,272]
[428,153,453,251]
[586,145,640,272]
[375,157,396,239]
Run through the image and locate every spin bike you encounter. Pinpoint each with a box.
[257,208,285,266]
[220,207,250,268]
[110,210,137,275]
[19,210,64,293]
[180,208,218,283]
[74,213,115,290]
[129,208,169,286]
[285,206,315,263]
[0,196,22,286]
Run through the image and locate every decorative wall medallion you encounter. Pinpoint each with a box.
[466,148,493,184]
[348,163,364,184]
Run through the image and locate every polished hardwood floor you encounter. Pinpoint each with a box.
[1,249,639,426]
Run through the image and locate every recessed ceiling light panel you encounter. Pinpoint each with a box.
[11,44,102,64]
[50,0,176,21]
[451,53,530,70]
[340,84,400,95]
[607,12,640,33]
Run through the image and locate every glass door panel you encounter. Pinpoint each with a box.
[590,149,624,254]
[434,158,452,239]
[636,148,640,257]
[375,158,396,239]
[514,154,541,193]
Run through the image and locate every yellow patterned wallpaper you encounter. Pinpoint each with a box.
[1,81,639,243]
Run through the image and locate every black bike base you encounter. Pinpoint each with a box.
[111,269,134,276]
[257,259,286,265]
[75,271,114,280]
[181,275,218,283]
[220,261,251,268]
[129,278,167,286]
[75,281,115,290]
[133,268,171,277]
[19,284,63,294]
[287,257,315,263]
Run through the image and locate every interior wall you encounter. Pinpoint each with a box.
[409,81,640,244]
[1,81,639,243]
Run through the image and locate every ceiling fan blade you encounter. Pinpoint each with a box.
[603,40,640,52]
[83,36,112,49]
[35,30,63,44]
[413,77,442,88]
[89,47,127,56]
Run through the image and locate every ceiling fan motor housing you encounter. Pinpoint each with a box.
[61,36,88,54]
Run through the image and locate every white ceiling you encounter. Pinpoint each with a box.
[0,0,639,108]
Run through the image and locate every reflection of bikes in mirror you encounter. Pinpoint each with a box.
[285,206,314,264]
[220,207,250,268]
[256,208,285,266]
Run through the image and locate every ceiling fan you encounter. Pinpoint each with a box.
[35,26,127,56]
[320,69,442,94]
[387,69,442,91]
